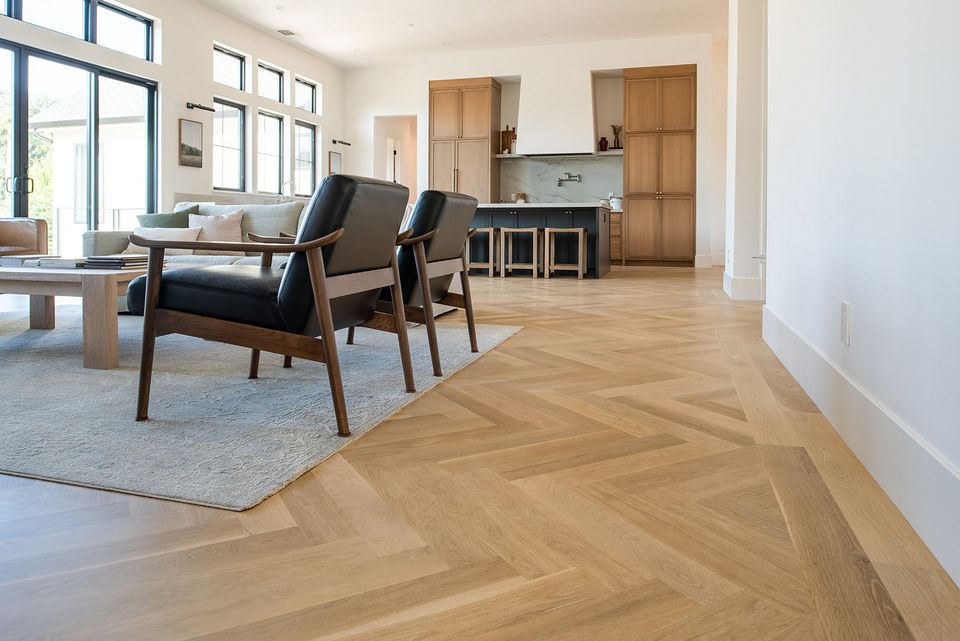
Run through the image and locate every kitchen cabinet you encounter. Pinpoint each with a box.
[622,65,697,263]
[610,212,622,261]
[428,77,501,203]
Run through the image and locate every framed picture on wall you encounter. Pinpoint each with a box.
[328,150,342,175]
[178,119,203,168]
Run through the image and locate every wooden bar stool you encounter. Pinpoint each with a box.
[464,227,497,277]
[499,227,541,278]
[544,227,588,280]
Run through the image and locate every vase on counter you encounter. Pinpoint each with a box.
[598,137,609,152]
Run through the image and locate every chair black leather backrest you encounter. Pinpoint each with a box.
[279,175,410,333]
[394,190,478,306]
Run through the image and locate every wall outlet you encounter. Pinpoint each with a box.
[840,301,852,346]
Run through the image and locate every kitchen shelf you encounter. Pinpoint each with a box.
[495,150,624,159]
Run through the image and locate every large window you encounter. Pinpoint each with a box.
[294,122,316,197]
[295,78,316,113]
[257,113,282,194]
[258,64,283,102]
[0,43,156,254]
[17,0,154,61]
[213,100,245,191]
[213,46,245,90]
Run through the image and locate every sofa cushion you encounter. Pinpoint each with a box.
[136,205,199,228]
[175,201,304,250]
[123,226,201,256]
[189,210,244,255]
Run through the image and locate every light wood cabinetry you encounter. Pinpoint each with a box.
[610,212,622,261]
[621,65,696,263]
[428,77,501,203]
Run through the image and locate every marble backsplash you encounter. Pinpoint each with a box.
[499,155,624,204]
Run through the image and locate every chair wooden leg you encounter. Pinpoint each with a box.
[136,248,165,421]
[283,355,293,368]
[544,229,551,279]
[306,249,350,437]
[248,349,261,379]
[500,229,507,278]
[488,231,496,278]
[346,326,355,345]
[413,241,442,377]
[390,253,417,391]
[460,252,479,353]
[532,230,539,279]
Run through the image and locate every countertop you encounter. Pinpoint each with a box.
[479,202,612,210]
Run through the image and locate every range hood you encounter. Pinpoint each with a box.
[514,70,596,156]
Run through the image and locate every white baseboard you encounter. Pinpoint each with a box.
[723,271,763,300]
[763,306,960,584]
[695,254,726,268]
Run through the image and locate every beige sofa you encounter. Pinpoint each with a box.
[82,198,306,266]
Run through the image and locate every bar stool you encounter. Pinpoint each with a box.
[464,227,498,277]
[544,227,588,280]
[499,227,541,278]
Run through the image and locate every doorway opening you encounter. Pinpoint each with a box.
[372,115,417,202]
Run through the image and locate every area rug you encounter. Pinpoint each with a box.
[0,308,520,510]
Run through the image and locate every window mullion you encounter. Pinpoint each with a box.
[86,0,98,44]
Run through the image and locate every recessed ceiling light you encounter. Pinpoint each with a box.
[442,42,450,47]
[408,23,415,27]
[277,28,295,36]
[539,33,548,39]
[353,49,360,53]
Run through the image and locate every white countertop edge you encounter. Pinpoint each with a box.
[478,202,613,210]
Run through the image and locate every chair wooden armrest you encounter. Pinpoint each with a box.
[129,228,345,254]
[398,229,438,247]
[279,231,295,238]
[248,233,296,244]
[395,229,414,245]
[466,228,478,238]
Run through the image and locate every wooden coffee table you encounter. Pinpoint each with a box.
[0,266,146,369]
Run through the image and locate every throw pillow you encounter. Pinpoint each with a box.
[189,209,245,255]
[135,205,199,228]
[123,227,202,256]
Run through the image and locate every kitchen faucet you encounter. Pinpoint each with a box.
[557,172,582,187]
[276,180,296,202]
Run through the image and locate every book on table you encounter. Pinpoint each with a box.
[37,257,87,269]
[0,254,60,267]
[84,254,149,270]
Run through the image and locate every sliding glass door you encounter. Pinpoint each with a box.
[0,40,156,255]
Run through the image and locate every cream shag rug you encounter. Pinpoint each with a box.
[0,308,519,510]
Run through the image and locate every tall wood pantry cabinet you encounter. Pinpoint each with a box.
[428,77,501,203]
[621,65,696,264]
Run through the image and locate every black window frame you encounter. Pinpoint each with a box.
[294,77,316,113]
[0,37,158,227]
[11,0,154,61]
[212,98,247,193]
[257,63,284,103]
[293,120,316,197]
[257,111,284,195]
[213,45,246,91]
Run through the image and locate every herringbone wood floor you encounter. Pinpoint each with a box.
[1,267,958,640]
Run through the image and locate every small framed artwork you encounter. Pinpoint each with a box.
[328,150,342,175]
[178,119,203,168]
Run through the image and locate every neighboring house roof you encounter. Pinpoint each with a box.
[31,86,147,129]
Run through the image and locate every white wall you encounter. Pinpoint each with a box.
[0,0,345,210]
[764,0,960,582]
[372,115,417,201]
[344,34,728,266]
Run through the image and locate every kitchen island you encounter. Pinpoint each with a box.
[469,203,611,278]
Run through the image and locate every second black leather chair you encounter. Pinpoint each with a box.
[349,190,479,377]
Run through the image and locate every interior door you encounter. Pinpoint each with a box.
[625,78,659,132]
[429,89,460,139]
[455,138,489,201]
[660,197,695,260]
[660,132,695,194]
[659,76,696,131]
[430,140,456,191]
[459,87,489,139]
[624,133,659,194]
[624,197,659,259]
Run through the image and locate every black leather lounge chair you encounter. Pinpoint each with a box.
[126,175,415,437]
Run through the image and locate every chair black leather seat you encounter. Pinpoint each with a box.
[128,265,289,331]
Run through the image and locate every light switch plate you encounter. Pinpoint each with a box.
[840,301,852,346]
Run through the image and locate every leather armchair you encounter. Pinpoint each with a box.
[127,175,415,437]
[0,218,48,256]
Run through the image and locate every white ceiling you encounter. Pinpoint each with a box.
[198,0,728,69]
